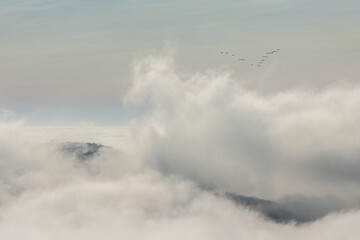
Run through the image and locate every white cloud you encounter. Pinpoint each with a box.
[126,49,360,203]
[1,50,360,239]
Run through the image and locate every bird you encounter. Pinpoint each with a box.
[220,52,224,54]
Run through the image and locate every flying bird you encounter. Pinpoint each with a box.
[217,47,281,69]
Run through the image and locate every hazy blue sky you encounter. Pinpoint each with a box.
[1,0,359,124]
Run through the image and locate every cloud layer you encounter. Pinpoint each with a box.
[1,50,360,239]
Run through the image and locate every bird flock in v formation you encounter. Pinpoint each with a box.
[220,48,280,67]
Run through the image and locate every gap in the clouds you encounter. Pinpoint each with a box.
[1,104,147,126]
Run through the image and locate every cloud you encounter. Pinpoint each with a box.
[1,49,360,239]
[125,49,360,211]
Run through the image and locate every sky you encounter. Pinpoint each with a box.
[1,0,359,124]
[1,1,360,239]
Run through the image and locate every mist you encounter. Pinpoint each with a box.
[1,50,360,239]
